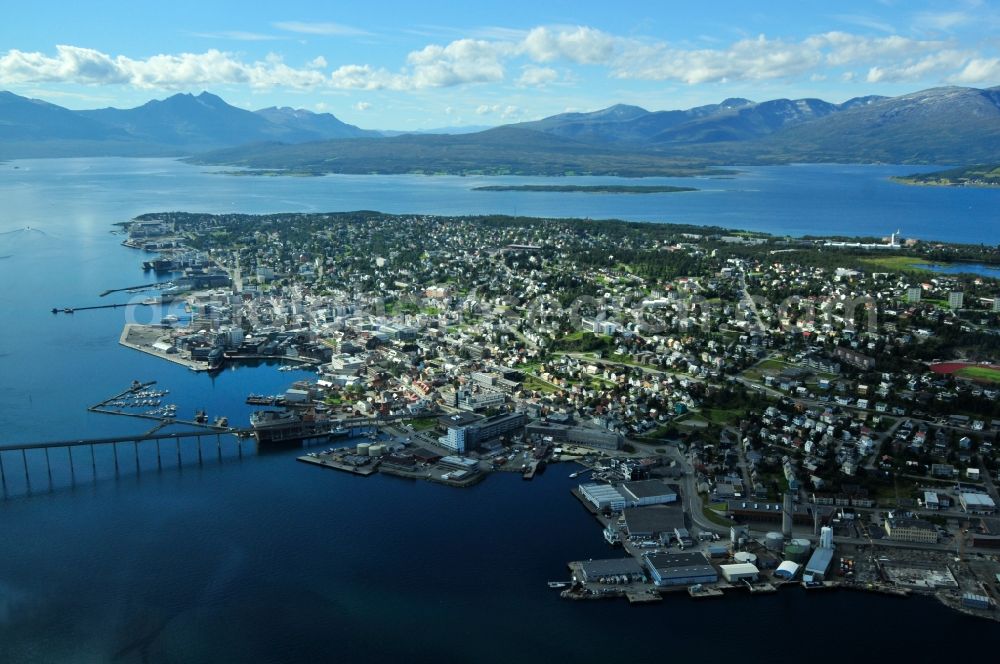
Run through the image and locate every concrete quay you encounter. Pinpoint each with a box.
[297,454,379,476]
[119,324,210,372]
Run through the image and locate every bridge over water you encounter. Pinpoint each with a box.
[0,415,399,498]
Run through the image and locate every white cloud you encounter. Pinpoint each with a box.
[865,50,968,83]
[474,104,522,119]
[0,45,328,90]
[273,21,371,37]
[612,31,963,84]
[328,64,408,90]
[913,11,974,31]
[520,26,616,64]
[948,57,1000,84]
[517,65,558,87]
[407,38,508,87]
[809,32,945,66]
[2,24,996,97]
[615,35,823,84]
[0,45,131,85]
[501,105,522,119]
[353,101,372,111]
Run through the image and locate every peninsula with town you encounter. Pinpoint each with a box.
[117,211,1000,620]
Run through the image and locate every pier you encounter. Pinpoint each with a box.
[51,302,151,314]
[99,281,172,297]
[87,380,233,432]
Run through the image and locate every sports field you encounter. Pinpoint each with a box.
[930,362,1000,384]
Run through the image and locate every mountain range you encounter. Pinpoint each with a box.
[2,85,1000,172]
[0,91,377,158]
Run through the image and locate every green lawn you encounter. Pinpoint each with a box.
[406,416,439,431]
[523,375,559,394]
[956,366,1000,384]
[701,500,732,526]
[861,256,933,272]
[700,408,744,425]
[646,425,678,440]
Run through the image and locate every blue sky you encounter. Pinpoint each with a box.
[2,0,998,129]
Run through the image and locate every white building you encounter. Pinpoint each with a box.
[720,563,759,583]
[580,483,627,512]
[949,291,964,310]
[820,526,833,550]
[440,427,467,453]
[960,492,996,514]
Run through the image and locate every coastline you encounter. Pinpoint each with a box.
[891,176,1000,188]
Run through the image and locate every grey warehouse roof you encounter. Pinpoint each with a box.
[622,480,677,500]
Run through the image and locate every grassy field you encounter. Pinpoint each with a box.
[406,416,439,431]
[956,366,1000,384]
[861,256,933,272]
[700,408,744,425]
[701,501,732,527]
[741,358,788,381]
[523,375,559,394]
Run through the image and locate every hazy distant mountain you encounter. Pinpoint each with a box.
[838,95,887,110]
[192,85,1000,173]
[3,85,999,167]
[0,91,180,158]
[378,125,496,136]
[78,92,318,148]
[254,106,378,139]
[0,91,126,141]
[748,86,1000,163]
[514,99,756,144]
[0,91,378,157]
[188,125,726,177]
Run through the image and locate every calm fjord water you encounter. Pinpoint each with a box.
[0,158,997,662]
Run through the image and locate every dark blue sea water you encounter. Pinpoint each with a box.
[1,159,999,662]
[918,263,1000,279]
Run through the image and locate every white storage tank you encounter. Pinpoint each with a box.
[357,443,371,455]
[368,444,384,457]
[734,552,757,565]
[764,531,784,552]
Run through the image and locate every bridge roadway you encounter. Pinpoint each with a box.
[0,415,399,453]
[0,428,250,453]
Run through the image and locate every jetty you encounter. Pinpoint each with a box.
[99,281,172,297]
[52,302,151,314]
